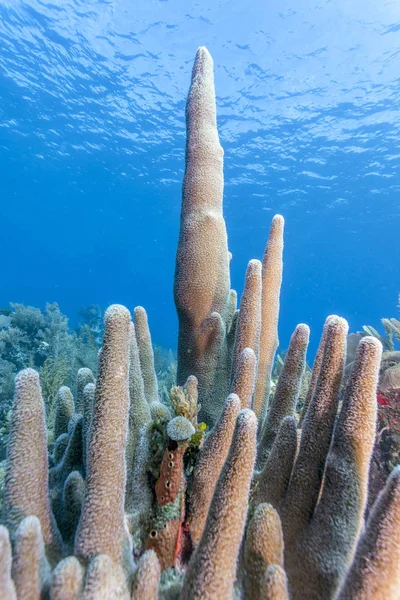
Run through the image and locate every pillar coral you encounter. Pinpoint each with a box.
[0,46,399,600]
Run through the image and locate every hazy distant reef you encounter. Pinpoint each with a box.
[0,48,399,600]
[0,302,102,454]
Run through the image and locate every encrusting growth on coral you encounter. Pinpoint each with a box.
[0,45,399,600]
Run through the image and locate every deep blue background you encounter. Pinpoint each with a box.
[1,0,399,357]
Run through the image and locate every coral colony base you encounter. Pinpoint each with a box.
[1,47,399,600]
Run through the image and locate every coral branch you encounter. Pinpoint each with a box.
[4,368,62,558]
[243,503,284,599]
[181,409,257,599]
[75,305,131,567]
[253,215,284,420]
[174,46,232,426]
[338,466,400,600]
[186,393,240,546]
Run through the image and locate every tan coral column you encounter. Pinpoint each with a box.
[75,305,131,566]
[174,46,232,425]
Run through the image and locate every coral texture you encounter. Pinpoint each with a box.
[0,46,399,600]
[75,305,131,566]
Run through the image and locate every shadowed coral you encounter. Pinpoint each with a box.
[252,416,298,510]
[243,503,284,599]
[338,466,400,600]
[257,323,309,466]
[4,368,62,558]
[281,332,382,600]
[53,386,74,441]
[282,316,348,541]
[131,550,161,600]
[125,422,153,522]
[186,393,240,546]
[181,409,257,600]
[12,516,50,600]
[75,305,132,567]
[128,323,151,429]
[0,525,16,599]
[53,434,69,465]
[81,382,95,473]
[49,556,84,600]
[134,307,159,405]
[49,415,84,538]
[126,322,152,507]
[76,369,95,415]
[253,214,284,420]
[60,471,85,547]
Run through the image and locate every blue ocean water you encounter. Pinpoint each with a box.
[1,0,399,356]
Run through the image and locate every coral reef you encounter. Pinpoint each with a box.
[0,46,399,600]
[345,298,400,508]
[0,302,102,457]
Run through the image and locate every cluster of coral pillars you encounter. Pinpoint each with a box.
[364,306,400,508]
[0,47,399,600]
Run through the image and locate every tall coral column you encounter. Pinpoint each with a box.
[75,305,132,569]
[174,46,235,426]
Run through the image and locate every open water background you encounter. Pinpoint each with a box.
[1,0,400,355]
